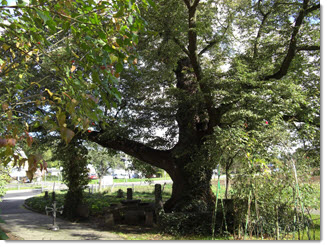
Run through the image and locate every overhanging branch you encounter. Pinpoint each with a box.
[87,131,173,171]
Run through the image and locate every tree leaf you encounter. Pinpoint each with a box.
[115,62,123,73]
[71,65,76,72]
[60,127,75,144]
[2,44,10,51]
[114,7,125,18]
[45,88,53,97]
[35,9,50,23]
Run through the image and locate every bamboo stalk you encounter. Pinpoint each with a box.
[261,217,263,240]
[211,163,221,240]
[275,205,279,240]
[244,189,252,240]
[292,188,296,240]
[254,179,261,239]
[292,159,305,240]
[220,195,228,234]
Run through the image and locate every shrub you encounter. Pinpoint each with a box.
[158,199,235,236]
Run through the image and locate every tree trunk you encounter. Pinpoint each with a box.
[56,139,89,220]
[99,177,103,190]
[225,158,233,199]
[163,157,215,213]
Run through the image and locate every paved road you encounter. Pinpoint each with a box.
[0,190,124,240]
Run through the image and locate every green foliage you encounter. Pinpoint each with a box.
[129,157,159,178]
[53,138,89,219]
[1,0,320,227]
[158,202,234,237]
[0,165,9,199]
[158,212,212,236]
[25,192,65,212]
[25,187,172,216]
[0,0,150,172]
[231,153,320,239]
[0,165,10,240]
[87,142,124,179]
[0,224,9,240]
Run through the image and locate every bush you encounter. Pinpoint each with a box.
[158,199,235,236]
[158,212,213,236]
[25,192,65,212]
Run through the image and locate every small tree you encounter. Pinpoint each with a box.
[87,143,124,188]
[54,138,89,219]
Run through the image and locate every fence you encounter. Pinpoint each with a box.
[5,180,173,194]
[87,180,173,195]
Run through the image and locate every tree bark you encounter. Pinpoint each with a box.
[89,130,216,212]
[163,157,215,213]
[99,176,103,190]
[225,164,229,199]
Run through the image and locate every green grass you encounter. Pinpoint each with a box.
[114,177,171,183]
[5,185,43,191]
[24,191,66,213]
[114,230,235,240]
[24,188,172,217]
[88,177,171,184]
[291,214,320,240]
[107,183,172,195]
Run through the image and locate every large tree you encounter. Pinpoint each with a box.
[87,0,320,212]
[1,0,320,214]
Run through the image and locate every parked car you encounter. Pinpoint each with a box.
[113,173,129,179]
[132,173,141,179]
[88,174,98,179]
[21,177,30,183]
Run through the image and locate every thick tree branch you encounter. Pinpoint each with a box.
[172,36,190,56]
[257,0,265,16]
[262,0,316,80]
[305,4,320,15]
[199,40,218,57]
[253,0,274,59]
[296,45,320,51]
[191,0,201,9]
[208,102,234,130]
[199,23,230,57]
[87,131,173,171]
[183,0,201,80]
[183,0,191,9]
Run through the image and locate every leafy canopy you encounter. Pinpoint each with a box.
[0,0,152,168]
